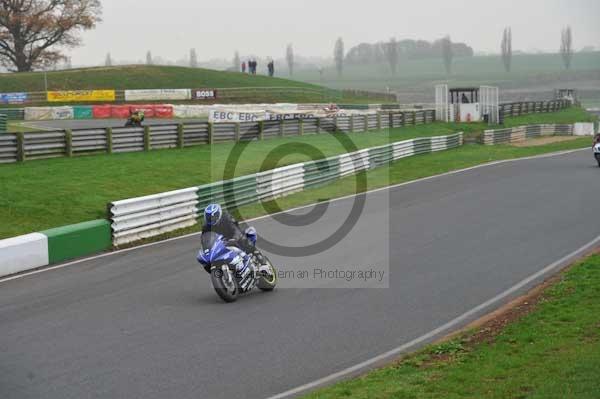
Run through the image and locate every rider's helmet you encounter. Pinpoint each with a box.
[204,204,222,226]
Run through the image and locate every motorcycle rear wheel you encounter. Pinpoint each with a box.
[211,267,240,303]
[257,256,277,292]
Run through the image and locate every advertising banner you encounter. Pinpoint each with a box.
[209,110,266,123]
[0,92,28,104]
[51,106,74,120]
[124,89,191,101]
[24,107,53,121]
[192,89,218,100]
[47,90,116,102]
[92,105,112,119]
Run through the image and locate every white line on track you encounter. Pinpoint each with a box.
[0,147,587,285]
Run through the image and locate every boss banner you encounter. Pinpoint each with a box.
[47,90,116,102]
[192,89,218,100]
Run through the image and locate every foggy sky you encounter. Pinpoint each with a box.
[71,0,600,65]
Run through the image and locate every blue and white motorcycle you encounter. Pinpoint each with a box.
[197,230,277,303]
[594,141,600,167]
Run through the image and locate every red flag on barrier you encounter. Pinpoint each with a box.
[154,105,174,118]
[92,105,112,119]
[110,105,131,118]
[130,104,155,118]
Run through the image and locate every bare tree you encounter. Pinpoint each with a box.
[0,0,102,72]
[190,48,198,68]
[501,27,512,72]
[286,43,294,76]
[441,35,453,74]
[105,53,112,67]
[560,26,573,70]
[383,38,399,75]
[233,50,240,71]
[334,37,344,76]
[146,51,153,65]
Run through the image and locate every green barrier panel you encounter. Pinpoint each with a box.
[0,114,6,133]
[42,219,112,264]
[0,108,25,120]
[74,106,93,119]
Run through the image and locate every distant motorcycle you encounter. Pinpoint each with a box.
[197,231,277,303]
[124,111,145,127]
[594,142,600,167]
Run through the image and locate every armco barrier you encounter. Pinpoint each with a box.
[0,219,111,278]
[0,114,6,132]
[0,108,25,120]
[1,109,436,164]
[483,123,579,145]
[109,132,463,246]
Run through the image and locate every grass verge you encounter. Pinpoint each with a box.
[0,109,593,239]
[299,252,600,399]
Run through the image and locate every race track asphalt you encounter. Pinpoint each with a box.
[1,149,599,399]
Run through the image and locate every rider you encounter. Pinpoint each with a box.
[202,204,268,268]
[130,110,145,125]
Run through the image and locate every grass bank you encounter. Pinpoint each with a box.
[0,109,594,239]
[0,65,380,104]
[299,253,600,399]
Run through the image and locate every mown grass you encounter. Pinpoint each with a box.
[0,109,594,239]
[0,65,380,105]
[299,253,600,399]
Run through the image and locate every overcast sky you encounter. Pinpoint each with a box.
[70,0,600,64]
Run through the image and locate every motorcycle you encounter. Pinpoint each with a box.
[594,142,600,167]
[197,230,277,303]
[124,117,143,127]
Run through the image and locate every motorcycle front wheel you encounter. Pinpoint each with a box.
[211,266,240,303]
[257,256,277,292]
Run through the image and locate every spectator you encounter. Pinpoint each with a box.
[252,60,258,75]
[268,60,275,77]
[242,61,246,73]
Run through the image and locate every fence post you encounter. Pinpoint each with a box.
[389,112,394,129]
[16,131,25,162]
[333,115,338,133]
[279,120,284,137]
[65,129,73,157]
[208,122,213,144]
[413,111,417,125]
[106,127,113,153]
[235,122,241,142]
[316,118,321,134]
[258,121,264,140]
[364,115,368,132]
[177,124,184,148]
[401,112,406,126]
[377,112,382,130]
[299,119,304,136]
[143,126,151,151]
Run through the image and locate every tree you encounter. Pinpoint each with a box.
[383,38,399,75]
[501,27,512,72]
[441,35,453,74]
[233,50,240,71]
[560,26,573,70]
[286,43,294,76]
[334,37,344,76]
[190,48,198,68]
[146,51,153,65]
[0,0,102,72]
[105,53,112,67]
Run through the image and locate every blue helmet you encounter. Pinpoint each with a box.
[204,204,222,226]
